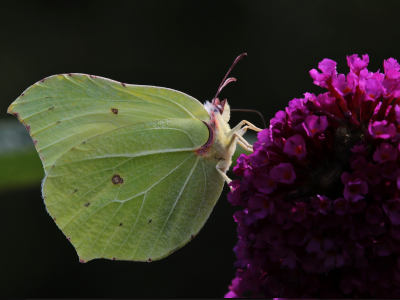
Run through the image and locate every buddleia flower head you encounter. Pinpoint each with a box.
[226,54,400,298]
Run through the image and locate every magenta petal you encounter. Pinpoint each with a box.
[224,291,240,298]
[270,163,296,184]
[364,78,383,100]
[290,202,308,222]
[310,69,330,87]
[373,142,398,163]
[233,154,250,176]
[257,129,272,146]
[311,195,331,214]
[347,54,369,74]
[384,58,400,79]
[250,147,270,167]
[309,68,320,80]
[283,134,307,159]
[333,198,349,215]
[315,92,336,110]
[270,110,286,126]
[253,174,276,194]
[248,194,274,219]
[318,58,337,74]
[368,120,396,139]
[395,105,400,124]
[302,115,328,138]
[341,172,368,202]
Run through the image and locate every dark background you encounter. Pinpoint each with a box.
[1,0,400,298]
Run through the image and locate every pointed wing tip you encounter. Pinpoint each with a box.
[7,106,15,116]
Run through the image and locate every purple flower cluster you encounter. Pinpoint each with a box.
[226,55,400,298]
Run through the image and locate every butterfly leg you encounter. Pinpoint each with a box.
[233,132,253,152]
[215,165,232,186]
[227,119,263,152]
[241,120,263,132]
[217,121,264,189]
[232,121,261,152]
[228,120,263,137]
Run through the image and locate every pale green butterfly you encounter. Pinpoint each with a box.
[8,53,262,262]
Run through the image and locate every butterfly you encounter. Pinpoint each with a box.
[8,53,262,262]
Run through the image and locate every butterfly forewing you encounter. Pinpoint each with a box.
[8,74,210,173]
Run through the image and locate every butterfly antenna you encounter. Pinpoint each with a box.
[213,53,247,101]
[230,109,267,129]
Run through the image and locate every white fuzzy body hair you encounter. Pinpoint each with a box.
[203,100,237,173]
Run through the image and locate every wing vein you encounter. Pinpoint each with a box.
[127,154,194,260]
[148,156,200,258]
[50,147,196,168]
[188,159,207,237]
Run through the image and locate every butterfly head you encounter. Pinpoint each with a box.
[204,98,230,123]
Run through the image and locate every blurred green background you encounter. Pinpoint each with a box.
[1,0,400,298]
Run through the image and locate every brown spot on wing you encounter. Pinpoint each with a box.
[112,174,123,184]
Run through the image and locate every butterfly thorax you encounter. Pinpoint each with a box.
[197,100,236,173]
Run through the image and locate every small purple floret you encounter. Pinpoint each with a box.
[369,120,396,139]
[303,115,328,138]
[373,142,398,163]
[341,172,368,202]
[270,163,296,184]
[283,134,307,159]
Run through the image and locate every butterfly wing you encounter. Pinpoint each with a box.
[8,74,210,173]
[8,74,224,262]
